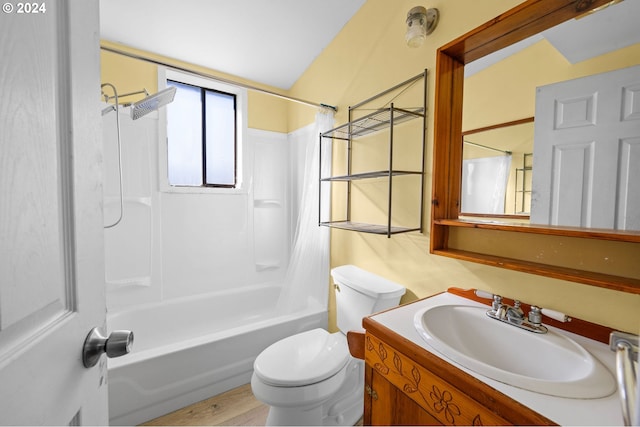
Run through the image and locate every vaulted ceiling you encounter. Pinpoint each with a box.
[100,0,366,90]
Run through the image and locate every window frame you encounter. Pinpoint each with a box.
[158,68,248,195]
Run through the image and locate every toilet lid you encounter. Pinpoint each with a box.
[253,328,350,387]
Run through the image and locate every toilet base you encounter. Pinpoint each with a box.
[260,359,364,426]
[266,405,323,426]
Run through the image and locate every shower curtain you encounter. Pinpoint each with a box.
[277,109,335,313]
[461,155,512,214]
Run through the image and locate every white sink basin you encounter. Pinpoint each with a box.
[414,304,616,399]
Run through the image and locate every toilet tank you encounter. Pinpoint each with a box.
[331,265,406,333]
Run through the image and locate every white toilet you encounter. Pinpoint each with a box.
[251,265,406,426]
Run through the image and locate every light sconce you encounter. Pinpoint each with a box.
[405,6,439,48]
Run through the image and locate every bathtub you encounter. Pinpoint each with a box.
[106,283,327,426]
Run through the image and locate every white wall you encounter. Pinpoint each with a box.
[103,109,292,311]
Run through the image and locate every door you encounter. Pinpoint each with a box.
[531,64,640,230]
[0,0,108,424]
[365,366,442,426]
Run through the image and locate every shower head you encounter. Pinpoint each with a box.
[130,86,177,120]
[101,104,116,116]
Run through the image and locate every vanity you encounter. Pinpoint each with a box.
[352,290,623,425]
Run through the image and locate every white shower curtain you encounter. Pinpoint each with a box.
[277,109,335,313]
[461,155,512,214]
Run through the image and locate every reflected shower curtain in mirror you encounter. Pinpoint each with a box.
[461,155,512,214]
[277,109,334,313]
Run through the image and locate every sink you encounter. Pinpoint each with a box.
[414,304,616,399]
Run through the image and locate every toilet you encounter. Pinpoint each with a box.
[251,265,406,426]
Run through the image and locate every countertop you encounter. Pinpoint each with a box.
[368,292,624,426]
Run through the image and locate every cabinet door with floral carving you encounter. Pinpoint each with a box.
[367,367,442,425]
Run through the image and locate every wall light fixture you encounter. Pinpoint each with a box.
[406,6,439,48]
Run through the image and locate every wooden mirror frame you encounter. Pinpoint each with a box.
[430,0,640,294]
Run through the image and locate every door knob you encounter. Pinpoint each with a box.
[82,327,134,368]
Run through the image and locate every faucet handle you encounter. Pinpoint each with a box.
[541,308,571,323]
[528,306,542,326]
[474,289,494,300]
[492,295,502,311]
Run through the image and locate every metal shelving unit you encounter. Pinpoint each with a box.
[514,153,533,214]
[322,107,425,140]
[319,71,427,237]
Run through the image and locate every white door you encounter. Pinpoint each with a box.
[531,64,640,230]
[0,0,109,424]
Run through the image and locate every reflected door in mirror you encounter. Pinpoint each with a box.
[531,64,640,231]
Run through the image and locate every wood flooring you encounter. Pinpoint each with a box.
[141,383,364,426]
[142,384,269,426]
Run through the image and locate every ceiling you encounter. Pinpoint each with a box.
[99,0,366,90]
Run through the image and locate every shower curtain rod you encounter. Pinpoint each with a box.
[463,140,512,155]
[100,44,337,112]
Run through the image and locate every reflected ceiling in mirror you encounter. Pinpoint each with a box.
[465,0,640,79]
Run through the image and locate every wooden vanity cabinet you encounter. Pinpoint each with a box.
[361,317,557,426]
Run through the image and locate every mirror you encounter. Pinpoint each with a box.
[431,0,640,293]
[460,0,639,229]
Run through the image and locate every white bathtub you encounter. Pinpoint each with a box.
[106,284,327,425]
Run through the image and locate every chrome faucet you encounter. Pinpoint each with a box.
[487,295,548,334]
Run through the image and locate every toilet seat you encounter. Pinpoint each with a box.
[253,328,350,387]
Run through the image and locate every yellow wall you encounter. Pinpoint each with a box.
[289,0,640,333]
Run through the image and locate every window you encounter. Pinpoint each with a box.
[166,79,237,188]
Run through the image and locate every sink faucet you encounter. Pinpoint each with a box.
[491,295,523,321]
[487,295,548,334]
